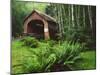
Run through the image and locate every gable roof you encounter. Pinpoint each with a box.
[24,10,57,23]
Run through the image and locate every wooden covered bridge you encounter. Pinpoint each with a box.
[23,10,59,40]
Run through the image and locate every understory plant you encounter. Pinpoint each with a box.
[12,37,83,74]
[21,36,39,48]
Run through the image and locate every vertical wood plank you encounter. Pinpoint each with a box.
[43,19,50,40]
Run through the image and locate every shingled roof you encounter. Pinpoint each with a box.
[24,10,57,23]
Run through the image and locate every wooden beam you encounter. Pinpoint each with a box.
[43,19,50,40]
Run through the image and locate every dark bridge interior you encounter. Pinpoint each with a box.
[27,20,44,39]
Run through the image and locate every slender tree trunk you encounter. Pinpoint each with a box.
[83,6,86,28]
[71,5,74,27]
[88,6,93,29]
[77,6,80,27]
[68,5,71,30]
[88,6,93,37]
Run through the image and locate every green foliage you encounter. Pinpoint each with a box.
[12,38,84,74]
[12,0,48,37]
[70,51,96,70]
[12,1,96,49]
[79,51,96,69]
[45,4,96,50]
[22,55,42,73]
[11,1,96,74]
[51,41,82,70]
[21,37,39,48]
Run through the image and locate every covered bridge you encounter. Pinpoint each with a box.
[23,10,59,40]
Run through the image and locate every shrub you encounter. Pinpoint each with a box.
[22,55,42,73]
[21,37,39,48]
[49,41,82,70]
[20,42,56,73]
[23,41,83,72]
[12,39,83,74]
